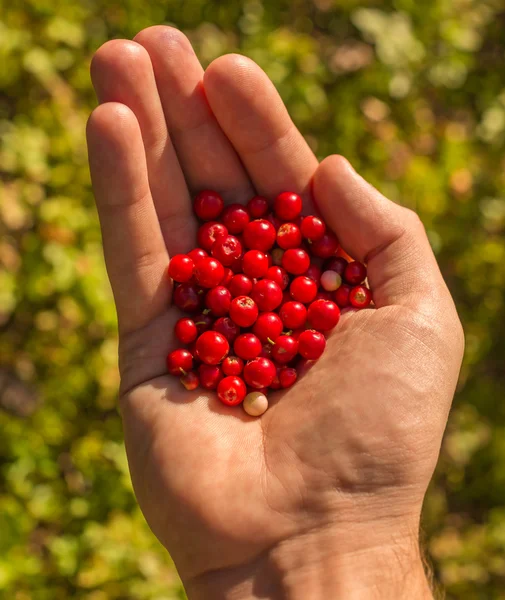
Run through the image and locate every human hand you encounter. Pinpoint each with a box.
[87,26,464,599]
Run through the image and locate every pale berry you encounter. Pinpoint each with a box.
[243,391,269,417]
[320,270,343,292]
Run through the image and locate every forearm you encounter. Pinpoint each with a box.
[185,524,434,600]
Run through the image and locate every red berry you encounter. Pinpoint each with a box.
[205,286,232,317]
[174,318,197,344]
[194,190,224,221]
[229,296,259,328]
[344,261,367,285]
[234,333,262,361]
[194,313,214,335]
[304,263,322,283]
[194,257,225,288]
[198,364,223,390]
[180,371,199,391]
[197,222,228,251]
[311,232,339,258]
[217,376,247,406]
[212,317,240,344]
[243,357,276,389]
[243,219,276,251]
[187,248,208,265]
[324,256,348,276]
[173,283,204,313]
[269,368,282,390]
[271,248,285,266]
[276,223,302,249]
[301,215,326,242]
[279,367,297,388]
[279,301,307,330]
[222,356,244,376]
[247,196,269,218]
[220,267,234,287]
[253,312,284,343]
[266,266,289,290]
[298,330,326,360]
[229,253,243,274]
[228,274,253,297]
[315,290,333,301]
[242,250,269,278]
[168,254,194,283]
[334,284,352,308]
[195,331,229,365]
[307,299,340,331]
[274,192,303,220]
[267,213,284,231]
[221,204,250,234]
[271,335,298,364]
[290,276,318,304]
[349,285,372,309]
[282,248,310,275]
[166,348,193,376]
[211,235,242,267]
[251,279,283,312]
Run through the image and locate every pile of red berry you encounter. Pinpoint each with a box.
[166,190,372,416]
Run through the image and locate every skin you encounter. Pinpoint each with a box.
[87,26,465,599]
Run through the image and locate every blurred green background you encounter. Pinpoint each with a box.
[1,0,504,598]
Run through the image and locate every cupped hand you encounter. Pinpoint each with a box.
[87,27,464,600]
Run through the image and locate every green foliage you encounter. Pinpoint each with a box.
[1,0,504,597]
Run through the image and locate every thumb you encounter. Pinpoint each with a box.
[313,155,449,311]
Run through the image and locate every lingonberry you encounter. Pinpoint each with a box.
[228,274,253,297]
[276,223,302,249]
[222,356,244,376]
[212,317,240,343]
[221,204,250,234]
[242,250,269,278]
[349,285,372,309]
[166,348,193,376]
[324,256,348,276]
[180,371,199,391]
[193,313,214,335]
[217,376,247,406]
[174,317,198,344]
[260,343,273,359]
[173,282,204,313]
[198,364,223,390]
[320,270,343,292]
[279,367,297,388]
[266,266,289,290]
[311,232,339,259]
[279,301,307,330]
[197,221,228,251]
[315,290,333,301]
[229,253,243,274]
[290,276,318,304]
[211,235,243,266]
[304,263,322,283]
[194,257,225,288]
[334,284,352,308]
[168,254,194,283]
[187,247,208,265]
[195,331,229,365]
[251,279,283,312]
[243,219,276,251]
[298,330,326,360]
[253,312,284,343]
[234,333,262,361]
[271,335,299,364]
[307,299,341,331]
[344,261,367,285]
[194,190,224,221]
[274,191,303,220]
[282,248,310,275]
[247,196,269,218]
[205,286,232,317]
[220,267,234,287]
[267,213,284,231]
[269,368,282,390]
[243,357,277,389]
[243,391,269,417]
[300,215,326,242]
[229,296,259,328]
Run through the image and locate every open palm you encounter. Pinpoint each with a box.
[87,27,464,598]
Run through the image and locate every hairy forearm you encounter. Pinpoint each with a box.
[185,524,434,600]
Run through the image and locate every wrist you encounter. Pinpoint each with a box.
[185,518,433,600]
